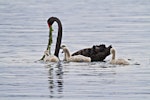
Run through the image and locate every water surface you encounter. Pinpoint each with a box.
[0,0,150,100]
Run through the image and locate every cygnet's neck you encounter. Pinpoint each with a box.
[64,47,71,59]
[45,52,49,56]
[111,50,116,60]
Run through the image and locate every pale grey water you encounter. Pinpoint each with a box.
[0,0,150,100]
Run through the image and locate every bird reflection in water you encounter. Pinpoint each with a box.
[47,62,63,98]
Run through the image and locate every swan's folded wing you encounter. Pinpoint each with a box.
[72,48,91,57]
[72,45,112,61]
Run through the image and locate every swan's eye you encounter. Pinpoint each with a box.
[61,45,66,48]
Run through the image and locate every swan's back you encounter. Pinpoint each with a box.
[116,59,129,65]
[69,55,91,62]
[44,55,59,62]
[44,50,59,62]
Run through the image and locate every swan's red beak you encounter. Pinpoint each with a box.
[48,23,51,28]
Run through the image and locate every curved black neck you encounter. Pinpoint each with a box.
[48,17,62,57]
[54,18,62,57]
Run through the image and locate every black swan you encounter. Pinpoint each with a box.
[40,17,62,60]
[72,44,112,61]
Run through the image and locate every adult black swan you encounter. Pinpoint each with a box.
[40,17,62,60]
[47,17,62,57]
[72,44,112,61]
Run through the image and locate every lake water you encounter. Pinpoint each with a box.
[0,0,150,100]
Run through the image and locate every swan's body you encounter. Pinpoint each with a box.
[110,48,129,65]
[61,45,91,62]
[44,50,59,62]
[72,44,112,61]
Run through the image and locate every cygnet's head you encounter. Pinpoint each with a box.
[61,45,69,54]
[61,45,67,49]
[110,48,115,54]
[44,50,50,56]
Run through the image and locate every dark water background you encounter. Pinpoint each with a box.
[0,0,150,100]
